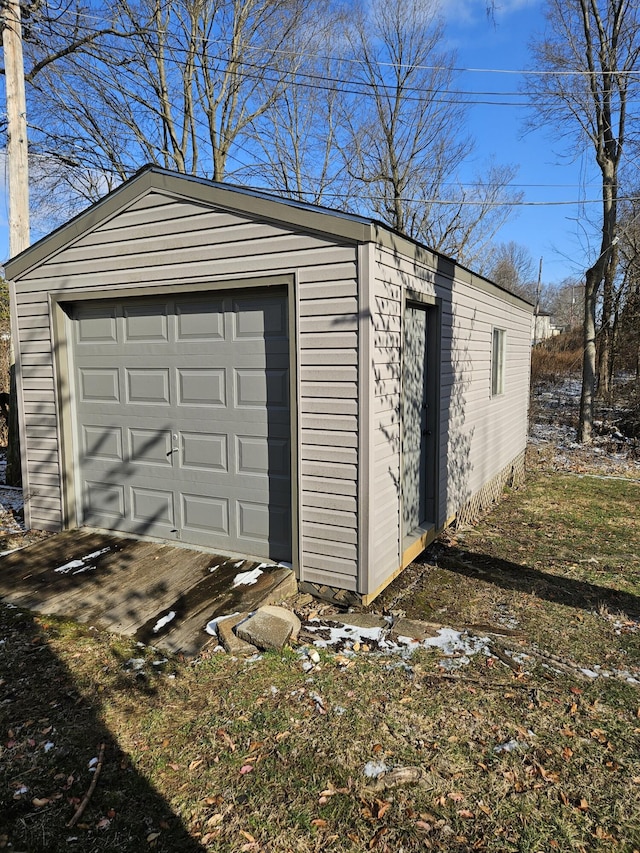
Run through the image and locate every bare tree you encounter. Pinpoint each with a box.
[335,0,521,267]
[239,12,350,206]
[486,241,536,298]
[527,0,640,442]
[21,0,310,219]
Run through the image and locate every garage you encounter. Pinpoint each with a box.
[7,165,533,602]
[68,289,291,561]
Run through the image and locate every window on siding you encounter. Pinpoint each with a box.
[491,328,506,396]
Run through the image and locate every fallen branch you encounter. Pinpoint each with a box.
[67,742,106,828]
[487,642,523,673]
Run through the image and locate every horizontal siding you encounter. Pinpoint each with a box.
[370,245,531,591]
[13,187,360,592]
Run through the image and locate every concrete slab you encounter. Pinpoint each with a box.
[0,530,298,657]
[336,613,389,630]
[216,613,258,656]
[391,617,439,641]
[236,606,296,651]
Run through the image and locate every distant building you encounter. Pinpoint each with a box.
[533,311,562,343]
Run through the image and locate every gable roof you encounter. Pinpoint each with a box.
[5,165,533,310]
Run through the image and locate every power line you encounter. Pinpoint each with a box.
[16,3,640,79]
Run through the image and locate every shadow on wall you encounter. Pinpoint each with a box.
[367,244,476,536]
[0,604,206,853]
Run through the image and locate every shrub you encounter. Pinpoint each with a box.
[531,330,583,384]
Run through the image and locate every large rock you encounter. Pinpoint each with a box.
[236,605,301,651]
[216,613,258,656]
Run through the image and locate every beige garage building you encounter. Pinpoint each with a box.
[6,167,532,602]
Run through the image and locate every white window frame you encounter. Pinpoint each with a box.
[491,327,506,396]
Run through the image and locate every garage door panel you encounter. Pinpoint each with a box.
[75,307,118,344]
[78,368,120,403]
[81,425,124,462]
[237,500,290,549]
[130,487,174,527]
[123,304,169,341]
[233,297,287,339]
[234,368,288,408]
[176,299,224,340]
[236,435,289,478]
[129,428,173,467]
[72,289,291,560]
[181,493,230,536]
[177,368,226,406]
[126,368,171,404]
[84,481,125,520]
[181,432,228,471]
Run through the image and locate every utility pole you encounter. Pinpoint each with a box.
[533,256,543,347]
[2,0,30,255]
[1,0,28,487]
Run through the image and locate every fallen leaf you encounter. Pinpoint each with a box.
[376,800,391,819]
[189,758,204,772]
[168,763,181,771]
[31,797,50,808]
[217,729,236,752]
[415,820,432,832]
[206,814,224,828]
[562,747,573,760]
[457,809,474,819]
[577,798,589,811]
[239,765,254,775]
[560,791,570,806]
[448,792,464,802]
[311,819,328,827]
[146,832,161,843]
[239,830,256,842]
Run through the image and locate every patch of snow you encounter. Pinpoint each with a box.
[53,547,110,575]
[152,611,176,633]
[494,739,527,753]
[364,760,389,778]
[208,564,221,573]
[232,567,263,587]
[278,561,293,570]
[580,668,599,679]
[44,741,54,752]
[233,560,245,568]
[124,658,146,671]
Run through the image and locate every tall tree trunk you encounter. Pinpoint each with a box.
[578,267,598,444]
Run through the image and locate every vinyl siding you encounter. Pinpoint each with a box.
[12,188,359,590]
[370,246,531,589]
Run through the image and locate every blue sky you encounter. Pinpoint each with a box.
[443,0,600,285]
[1,0,600,285]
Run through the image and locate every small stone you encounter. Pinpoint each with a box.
[309,650,320,664]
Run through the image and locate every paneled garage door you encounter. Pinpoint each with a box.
[69,289,291,561]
